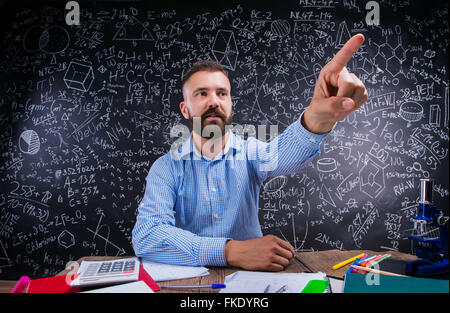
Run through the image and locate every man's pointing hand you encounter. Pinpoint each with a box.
[303,34,368,134]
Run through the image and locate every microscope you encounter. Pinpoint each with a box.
[406,179,449,276]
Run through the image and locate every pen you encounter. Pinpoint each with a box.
[160,284,226,290]
[360,254,387,273]
[367,254,391,267]
[10,276,31,293]
[354,254,377,273]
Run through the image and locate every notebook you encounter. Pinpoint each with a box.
[220,271,329,293]
[344,272,449,293]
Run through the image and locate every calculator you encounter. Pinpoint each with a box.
[71,257,140,288]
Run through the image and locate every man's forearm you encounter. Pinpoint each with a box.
[132,221,229,266]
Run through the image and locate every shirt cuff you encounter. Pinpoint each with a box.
[196,237,229,266]
[293,111,329,148]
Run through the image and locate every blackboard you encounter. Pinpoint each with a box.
[0,0,448,279]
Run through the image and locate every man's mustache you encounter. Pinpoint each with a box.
[201,107,225,121]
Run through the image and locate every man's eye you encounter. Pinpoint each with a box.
[200,92,207,96]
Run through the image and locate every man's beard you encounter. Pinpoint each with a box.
[188,107,232,139]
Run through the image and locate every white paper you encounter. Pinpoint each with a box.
[141,259,209,282]
[220,271,328,293]
[328,277,344,293]
[82,281,154,293]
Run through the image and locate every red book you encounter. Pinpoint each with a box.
[27,274,81,293]
[27,264,159,293]
[138,264,160,291]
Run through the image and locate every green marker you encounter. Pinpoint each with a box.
[301,280,330,293]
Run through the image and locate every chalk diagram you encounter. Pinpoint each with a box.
[359,155,387,198]
[270,20,290,37]
[319,183,336,207]
[398,101,424,125]
[18,129,40,155]
[112,16,154,41]
[335,21,351,49]
[58,230,75,249]
[87,211,126,256]
[0,239,11,269]
[373,37,407,77]
[316,158,337,173]
[23,25,70,54]
[263,176,287,193]
[212,30,239,71]
[63,60,95,92]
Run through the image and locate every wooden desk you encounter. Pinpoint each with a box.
[0,249,418,293]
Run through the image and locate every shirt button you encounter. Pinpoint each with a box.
[309,137,317,143]
[214,213,219,219]
[211,187,216,192]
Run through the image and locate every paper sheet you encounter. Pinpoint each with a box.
[141,259,209,282]
[220,271,328,293]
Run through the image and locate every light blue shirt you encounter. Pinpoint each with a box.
[132,116,328,266]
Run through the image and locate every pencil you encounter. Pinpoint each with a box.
[350,265,407,277]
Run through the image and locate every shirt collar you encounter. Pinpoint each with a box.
[178,129,242,159]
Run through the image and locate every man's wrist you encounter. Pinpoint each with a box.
[301,109,334,135]
[224,239,239,267]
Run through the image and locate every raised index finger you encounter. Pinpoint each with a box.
[327,34,365,73]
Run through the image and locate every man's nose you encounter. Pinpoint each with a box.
[206,94,220,108]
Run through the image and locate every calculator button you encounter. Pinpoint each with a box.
[97,263,112,274]
[111,261,124,272]
[124,260,135,271]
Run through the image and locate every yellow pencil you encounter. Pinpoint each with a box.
[332,253,366,270]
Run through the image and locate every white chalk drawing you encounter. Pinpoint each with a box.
[429,104,441,126]
[364,92,395,116]
[263,176,287,193]
[316,158,337,173]
[0,240,11,268]
[63,60,95,92]
[212,30,239,71]
[270,20,290,37]
[398,101,424,123]
[23,25,69,54]
[444,87,449,129]
[58,230,75,249]
[18,129,40,155]
[359,155,387,199]
[112,16,154,41]
[319,183,336,207]
[335,21,351,49]
[406,162,430,178]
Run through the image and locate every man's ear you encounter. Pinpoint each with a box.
[180,101,189,120]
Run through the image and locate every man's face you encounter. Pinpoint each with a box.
[180,71,232,138]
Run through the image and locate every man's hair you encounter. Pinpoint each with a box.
[181,60,227,88]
